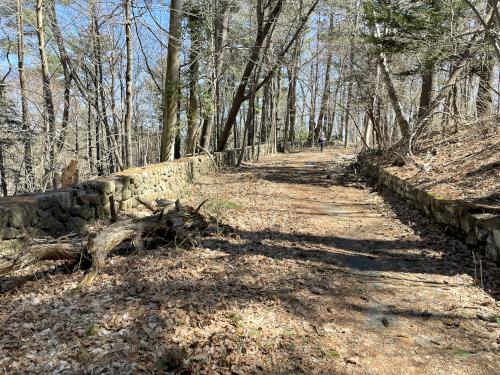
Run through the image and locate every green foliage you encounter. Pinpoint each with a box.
[363,0,471,68]
[184,0,213,37]
[453,349,471,358]
[205,198,242,215]
[247,327,262,337]
[229,312,244,327]
[200,89,215,117]
[282,328,295,338]
[164,80,183,101]
[324,349,340,358]
[84,323,98,337]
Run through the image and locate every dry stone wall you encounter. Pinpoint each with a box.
[0,146,270,241]
[360,157,500,265]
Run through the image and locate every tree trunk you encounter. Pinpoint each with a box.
[0,144,8,196]
[89,1,105,175]
[161,0,184,161]
[273,68,281,152]
[186,12,201,155]
[417,68,436,118]
[378,53,411,141]
[308,29,320,145]
[47,0,72,152]
[217,0,284,151]
[237,78,257,167]
[344,81,353,148]
[284,32,302,151]
[260,80,271,143]
[84,71,95,175]
[0,238,83,276]
[362,112,371,149]
[327,78,342,141]
[476,55,494,116]
[175,97,182,159]
[16,0,33,190]
[36,0,57,187]
[110,56,124,170]
[124,0,134,167]
[315,51,333,140]
[283,69,292,151]
[214,2,231,147]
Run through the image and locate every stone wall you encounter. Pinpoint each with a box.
[0,145,272,241]
[360,157,500,265]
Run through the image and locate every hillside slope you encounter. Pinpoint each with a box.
[365,120,499,206]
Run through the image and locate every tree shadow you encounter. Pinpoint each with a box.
[467,191,500,206]
[2,234,497,373]
[2,152,499,373]
[248,160,348,188]
[354,166,500,299]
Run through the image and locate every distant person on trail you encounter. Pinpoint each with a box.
[319,129,326,152]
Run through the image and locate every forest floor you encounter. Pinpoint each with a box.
[1,148,499,374]
[364,119,500,206]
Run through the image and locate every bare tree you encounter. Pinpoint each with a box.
[124,0,134,167]
[36,0,57,187]
[15,0,32,189]
[161,0,184,162]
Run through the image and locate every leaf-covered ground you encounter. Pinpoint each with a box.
[364,120,500,206]
[1,148,499,374]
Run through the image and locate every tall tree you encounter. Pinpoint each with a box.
[217,0,285,151]
[160,0,184,162]
[284,28,303,151]
[47,0,72,151]
[186,8,202,155]
[214,1,231,149]
[124,0,134,167]
[15,0,32,189]
[36,0,57,187]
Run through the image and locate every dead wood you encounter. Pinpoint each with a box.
[137,196,157,212]
[0,237,85,276]
[0,200,211,279]
[89,214,167,272]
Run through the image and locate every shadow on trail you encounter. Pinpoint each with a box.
[3,237,491,372]
[236,154,499,297]
[3,226,494,372]
[2,151,498,373]
[355,164,500,299]
[247,158,356,188]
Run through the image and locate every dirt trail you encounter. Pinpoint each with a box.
[1,148,499,374]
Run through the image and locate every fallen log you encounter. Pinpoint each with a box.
[0,199,209,277]
[89,215,167,272]
[0,237,85,276]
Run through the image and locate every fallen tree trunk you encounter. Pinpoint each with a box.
[0,199,209,277]
[89,215,167,272]
[0,237,85,276]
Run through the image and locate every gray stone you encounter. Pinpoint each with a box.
[493,229,500,248]
[0,145,274,251]
[1,227,25,239]
[79,207,95,220]
[360,157,500,265]
[122,189,132,200]
[8,207,29,228]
